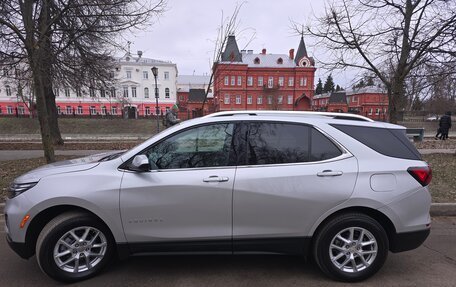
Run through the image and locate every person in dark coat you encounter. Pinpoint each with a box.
[165,104,180,127]
[438,111,452,140]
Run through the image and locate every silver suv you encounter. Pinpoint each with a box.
[5,111,432,282]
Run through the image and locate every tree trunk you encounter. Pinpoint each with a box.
[46,88,64,145]
[34,75,55,163]
[388,78,407,124]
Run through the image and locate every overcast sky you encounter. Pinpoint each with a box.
[125,0,358,88]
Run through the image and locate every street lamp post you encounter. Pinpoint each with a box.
[151,66,160,132]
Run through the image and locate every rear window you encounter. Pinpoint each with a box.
[331,124,421,160]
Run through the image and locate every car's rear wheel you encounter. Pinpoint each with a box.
[36,211,114,282]
[313,213,389,282]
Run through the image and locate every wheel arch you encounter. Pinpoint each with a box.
[311,206,397,251]
[24,205,118,259]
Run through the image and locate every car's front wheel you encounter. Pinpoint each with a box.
[36,211,114,282]
[313,213,389,282]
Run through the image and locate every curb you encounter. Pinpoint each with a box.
[0,202,455,216]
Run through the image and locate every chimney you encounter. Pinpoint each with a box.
[289,49,294,60]
[247,50,253,54]
[262,48,266,54]
[240,50,246,54]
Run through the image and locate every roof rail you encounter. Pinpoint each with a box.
[204,110,374,122]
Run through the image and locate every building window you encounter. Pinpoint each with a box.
[277,58,283,64]
[164,71,169,80]
[278,96,283,104]
[132,87,137,98]
[254,57,260,64]
[247,95,252,104]
[76,88,82,98]
[109,71,115,78]
[231,76,235,86]
[278,77,284,87]
[288,77,294,87]
[110,87,116,98]
[300,77,307,86]
[54,88,59,97]
[126,71,132,79]
[77,106,83,114]
[352,96,357,102]
[288,95,293,105]
[224,76,229,86]
[165,88,170,98]
[258,77,264,87]
[144,87,149,98]
[89,87,95,97]
[89,106,96,115]
[0,106,2,114]
[236,95,241,104]
[268,77,274,88]
[16,106,24,115]
[64,106,71,114]
[368,108,373,115]
[7,106,13,114]
[257,96,263,105]
[145,106,151,115]
[267,95,273,105]
[100,89,106,98]
[111,106,117,115]
[5,85,11,97]
[247,76,253,86]
[57,106,61,114]
[123,86,128,97]
[179,95,184,101]
[101,106,107,115]
[375,108,380,115]
[224,95,230,104]
[143,71,148,79]
[237,76,242,86]
[65,88,70,97]
[3,68,8,76]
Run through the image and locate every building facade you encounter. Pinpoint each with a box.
[0,52,178,118]
[177,75,215,119]
[312,86,389,121]
[213,36,316,112]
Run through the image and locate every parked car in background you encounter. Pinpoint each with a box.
[426,115,439,121]
[5,111,432,282]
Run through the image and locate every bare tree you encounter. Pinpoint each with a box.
[0,0,166,162]
[292,0,456,123]
[201,2,256,112]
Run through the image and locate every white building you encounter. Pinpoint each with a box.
[0,51,178,118]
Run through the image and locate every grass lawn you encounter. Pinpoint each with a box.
[0,117,161,134]
[1,154,455,202]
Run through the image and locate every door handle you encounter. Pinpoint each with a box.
[317,170,343,177]
[203,176,229,183]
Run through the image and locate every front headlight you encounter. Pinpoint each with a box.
[7,182,38,199]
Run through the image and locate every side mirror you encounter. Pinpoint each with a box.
[130,155,150,172]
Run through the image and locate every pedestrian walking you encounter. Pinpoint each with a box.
[165,104,181,127]
[434,127,442,140]
[438,111,452,140]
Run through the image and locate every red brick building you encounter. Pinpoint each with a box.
[213,36,316,111]
[312,87,389,121]
[177,75,215,119]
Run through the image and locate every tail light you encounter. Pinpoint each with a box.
[407,166,432,187]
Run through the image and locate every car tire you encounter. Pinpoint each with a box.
[313,212,389,282]
[36,211,114,282]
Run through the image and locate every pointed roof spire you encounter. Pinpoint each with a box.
[294,35,308,65]
[221,35,242,62]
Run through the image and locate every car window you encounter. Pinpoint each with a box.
[331,124,421,160]
[310,128,342,161]
[145,123,235,169]
[247,122,310,165]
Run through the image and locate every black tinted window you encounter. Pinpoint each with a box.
[310,128,342,161]
[145,123,235,169]
[331,124,421,160]
[247,123,310,165]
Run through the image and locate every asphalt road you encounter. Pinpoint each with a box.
[0,217,455,287]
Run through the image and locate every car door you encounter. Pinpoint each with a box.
[233,122,358,252]
[120,122,238,251]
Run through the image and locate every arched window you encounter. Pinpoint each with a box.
[165,88,170,98]
[254,57,260,64]
[277,58,283,64]
[144,87,149,98]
